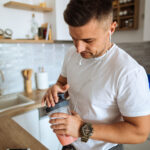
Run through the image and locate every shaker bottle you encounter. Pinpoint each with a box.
[46,93,77,146]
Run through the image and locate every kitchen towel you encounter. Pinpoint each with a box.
[36,72,48,90]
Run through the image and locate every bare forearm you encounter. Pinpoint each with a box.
[56,75,67,86]
[91,121,149,144]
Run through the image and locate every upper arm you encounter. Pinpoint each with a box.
[117,67,150,117]
[123,115,150,137]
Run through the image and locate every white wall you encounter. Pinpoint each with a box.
[112,0,145,43]
[143,0,150,41]
[43,0,71,41]
[0,0,44,39]
[0,0,149,42]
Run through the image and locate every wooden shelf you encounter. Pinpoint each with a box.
[4,1,53,12]
[0,39,54,44]
[119,15,134,19]
[119,27,137,31]
[113,5,118,9]
[119,2,134,8]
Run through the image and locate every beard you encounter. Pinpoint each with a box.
[80,51,93,58]
[80,47,106,59]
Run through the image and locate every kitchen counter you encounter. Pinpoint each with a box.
[0,90,48,150]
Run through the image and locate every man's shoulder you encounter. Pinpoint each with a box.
[66,46,76,55]
[64,46,77,60]
[112,44,142,75]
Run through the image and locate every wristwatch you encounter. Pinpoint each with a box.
[80,123,93,142]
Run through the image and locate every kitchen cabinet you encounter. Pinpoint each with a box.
[12,109,40,141]
[44,0,72,41]
[39,115,62,150]
[112,0,139,31]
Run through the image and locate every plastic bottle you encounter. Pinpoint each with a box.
[46,93,77,146]
[31,13,38,39]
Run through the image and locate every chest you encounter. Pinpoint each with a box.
[67,59,117,108]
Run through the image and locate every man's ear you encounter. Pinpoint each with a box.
[110,21,117,35]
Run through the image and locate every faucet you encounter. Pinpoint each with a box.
[0,70,4,96]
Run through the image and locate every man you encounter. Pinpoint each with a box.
[42,0,150,150]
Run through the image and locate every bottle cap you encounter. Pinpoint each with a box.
[46,93,69,113]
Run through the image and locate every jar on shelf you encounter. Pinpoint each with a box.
[123,0,128,3]
[119,11,124,16]
[127,0,133,3]
[124,20,129,28]
[39,0,47,7]
[119,0,124,4]
[128,18,134,28]
[120,0,128,4]
[123,10,128,16]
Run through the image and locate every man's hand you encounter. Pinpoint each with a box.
[41,83,69,107]
[50,112,84,138]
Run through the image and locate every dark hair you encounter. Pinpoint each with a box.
[64,0,113,27]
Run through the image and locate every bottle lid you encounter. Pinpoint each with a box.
[46,93,69,113]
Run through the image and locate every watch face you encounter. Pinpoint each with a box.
[82,124,92,136]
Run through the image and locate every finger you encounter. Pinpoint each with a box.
[41,88,50,105]
[53,129,67,135]
[41,95,46,106]
[49,118,66,124]
[47,89,55,107]
[58,84,70,93]
[62,84,70,92]
[71,111,78,115]
[45,96,51,107]
[51,124,66,130]
[50,112,69,118]
[52,88,58,103]
[48,93,55,107]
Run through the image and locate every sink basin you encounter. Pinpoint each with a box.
[0,93,35,112]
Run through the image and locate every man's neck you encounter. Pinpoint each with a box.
[96,42,113,58]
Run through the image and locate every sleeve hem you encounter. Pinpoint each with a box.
[121,111,150,117]
[60,73,67,78]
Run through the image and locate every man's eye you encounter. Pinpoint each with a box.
[85,40,93,43]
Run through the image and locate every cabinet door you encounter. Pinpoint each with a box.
[12,109,40,141]
[39,116,62,150]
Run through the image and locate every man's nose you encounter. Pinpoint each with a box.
[75,41,86,53]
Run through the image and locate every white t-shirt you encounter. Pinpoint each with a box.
[61,44,150,150]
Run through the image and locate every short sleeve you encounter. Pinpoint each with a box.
[61,46,74,77]
[61,52,68,77]
[117,66,150,117]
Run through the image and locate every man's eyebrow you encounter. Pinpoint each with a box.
[82,38,95,41]
[70,35,95,41]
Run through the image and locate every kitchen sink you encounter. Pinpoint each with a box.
[0,93,35,112]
